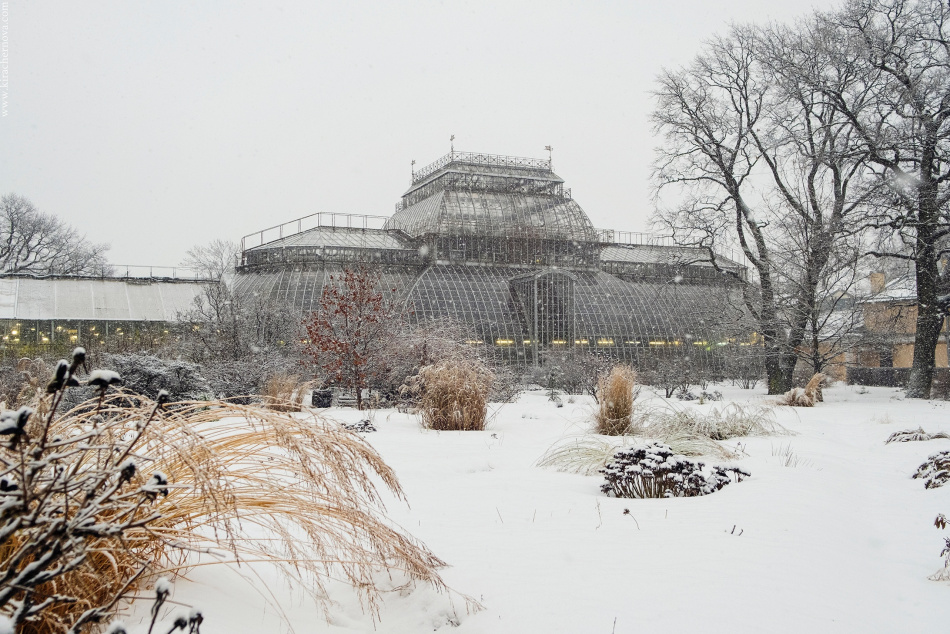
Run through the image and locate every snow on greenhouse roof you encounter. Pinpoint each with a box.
[0,276,209,321]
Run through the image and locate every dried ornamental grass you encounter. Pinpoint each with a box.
[3,379,460,631]
[417,359,494,431]
[536,436,630,476]
[778,373,827,407]
[658,429,739,460]
[261,373,318,412]
[117,395,453,615]
[644,402,785,441]
[595,365,638,435]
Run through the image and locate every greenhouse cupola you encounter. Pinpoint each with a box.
[385,151,600,268]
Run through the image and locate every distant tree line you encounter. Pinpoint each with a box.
[0,193,110,276]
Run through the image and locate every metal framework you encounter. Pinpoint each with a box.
[411,151,553,184]
[235,151,752,365]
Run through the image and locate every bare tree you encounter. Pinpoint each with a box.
[797,0,950,397]
[175,281,300,400]
[180,238,240,280]
[653,23,872,393]
[181,238,241,280]
[0,194,110,275]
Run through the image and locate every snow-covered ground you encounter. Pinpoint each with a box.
[132,384,950,632]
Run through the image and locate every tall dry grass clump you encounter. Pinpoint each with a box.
[1,350,459,632]
[261,372,317,411]
[595,365,638,435]
[778,372,827,407]
[417,359,493,431]
[645,402,785,441]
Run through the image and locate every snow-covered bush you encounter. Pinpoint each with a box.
[885,427,950,444]
[102,353,210,402]
[914,451,950,488]
[535,349,612,401]
[720,344,764,390]
[488,363,525,403]
[674,387,698,401]
[600,442,749,499]
[411,358,494,431]
[930,514,950,581]
[174,280,301,401]
[201,355,292,403]
[595,365,639,435]
[344,419,377,433]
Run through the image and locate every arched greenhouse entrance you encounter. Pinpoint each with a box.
[509,269,577,364]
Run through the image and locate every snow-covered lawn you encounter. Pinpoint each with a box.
[138,384,950,632]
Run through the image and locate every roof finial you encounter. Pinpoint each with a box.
[544,145,553,168]
[411,159,416,178]
[450,134,455,155]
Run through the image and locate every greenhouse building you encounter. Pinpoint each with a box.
[235,151,750,366]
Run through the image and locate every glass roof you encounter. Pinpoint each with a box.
[247,226,410,251]
[0,277,207,321]
[386,190,596,242]
[385,151,596,242]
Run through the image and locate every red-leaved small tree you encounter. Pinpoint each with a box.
[303,265,402,410]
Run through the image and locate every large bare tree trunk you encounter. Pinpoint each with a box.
[907,198,943,398]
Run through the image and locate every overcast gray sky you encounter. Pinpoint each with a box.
[0,1,837,268]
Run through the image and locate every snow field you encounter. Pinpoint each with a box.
[126,385,950,632]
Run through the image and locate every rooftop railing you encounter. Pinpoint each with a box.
[0,266,217,282]
[411,151,553,184]
[594,229,753,274]
[241,212,394,252]
[107,265,214,281]
[594,229,675,246]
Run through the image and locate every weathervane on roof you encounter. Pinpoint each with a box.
[411,159,416,178]
[545,145,553,168]
[450,134,455,154]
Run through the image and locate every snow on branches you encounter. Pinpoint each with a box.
[0,347,171,631]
